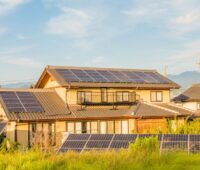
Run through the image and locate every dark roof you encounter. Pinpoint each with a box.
[173,84,200,102]
[35,65,180,89]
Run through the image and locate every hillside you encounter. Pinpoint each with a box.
[168,71,200,89]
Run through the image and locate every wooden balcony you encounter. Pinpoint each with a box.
[77,92,139,105]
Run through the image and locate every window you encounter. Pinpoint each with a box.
[151,91,163,102]
[101,88,107,103]
[121,120,128,134]
[197,103,200,110]
[116,91,129,102]
[100,121,107,134]
[77,91,92,104]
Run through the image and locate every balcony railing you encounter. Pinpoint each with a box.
[77,92,139,105]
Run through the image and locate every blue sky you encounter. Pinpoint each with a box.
[1,0,200,84]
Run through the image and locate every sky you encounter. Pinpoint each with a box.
[1,0,200,84]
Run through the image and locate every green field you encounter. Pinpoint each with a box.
[1,137,200,170]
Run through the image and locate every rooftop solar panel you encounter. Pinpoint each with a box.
[0,91,44,113]
[55,69,172,84]
[0,92,25,113]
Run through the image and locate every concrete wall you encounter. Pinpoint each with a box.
[181,102,198,111]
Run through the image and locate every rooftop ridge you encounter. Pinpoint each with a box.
[0,88,55,92]
[142,101,178,114]
[166,103,195,113]
[47,65,158,72]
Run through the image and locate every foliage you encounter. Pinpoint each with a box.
[0,137,200,170]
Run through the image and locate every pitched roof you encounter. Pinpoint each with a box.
[34,65,180,89]
[68,102,190,119]
[173,84,200,102]
[0,88,190,121]
[0,89,73,121]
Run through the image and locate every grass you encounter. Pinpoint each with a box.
[0,137,200,170]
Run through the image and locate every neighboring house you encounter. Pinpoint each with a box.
[0,66,193,147]
[174,84,200,111]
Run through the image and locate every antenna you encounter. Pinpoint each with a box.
[164,65,168,77]
[196,60,200,71]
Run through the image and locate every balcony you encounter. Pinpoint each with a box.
[77,91,139,105]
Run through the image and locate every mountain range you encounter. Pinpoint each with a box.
[2,71,200,91]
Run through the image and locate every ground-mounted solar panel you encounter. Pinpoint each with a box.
[67,134,90,141]
[189,135,200,153]
[110,141,130,149]
[163,134,188,141]
[162,141,188,151]
[86,141,111,149]
[113,134,138,141]
[90,134,114,141]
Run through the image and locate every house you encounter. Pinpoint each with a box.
[0,66,193,148]
[174,84,200,111]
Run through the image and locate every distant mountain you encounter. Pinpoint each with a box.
[2,82,32,88]
[168,71,200,90]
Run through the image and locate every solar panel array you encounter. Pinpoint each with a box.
[0,92,44,113]
[56,69,171,84]
[58,134,200,154]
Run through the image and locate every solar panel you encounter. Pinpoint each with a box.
[0,92,25,113]
[163,134,188,141]
[113,134,137,141]
[90,134,113,141]
[59,134,200,154]
[55,69,172,84]
[56,69,80,82]
[71,70,94,82]
[110,141,130,149]
[67,134,90,141]
[86,141,111,149]
[84,70,109,82]
[0,91,44,113]
[16,92,44,113]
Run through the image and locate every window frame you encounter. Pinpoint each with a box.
[150,91,163,102]
[77,91,92,104]
[116,91,130,102]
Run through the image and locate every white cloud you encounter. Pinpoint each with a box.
[122,0,200,36]
[46,7,93,37]
[17,34,28,40]
[174,11,200,25]
[0,27,7,35]
[0,0,28,16]
[0,56,42,68]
